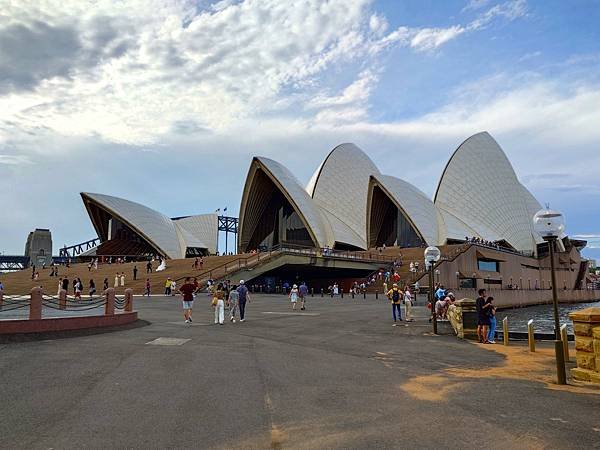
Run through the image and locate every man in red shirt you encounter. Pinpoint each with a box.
[179,277,196,323]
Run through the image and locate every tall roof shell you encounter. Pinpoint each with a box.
[371,175,441,246]
[81,192,183,259]
[307,143,380,246]
[239,157,332,249]
[434,132,540,252]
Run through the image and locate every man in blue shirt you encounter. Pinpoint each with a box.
[298,282,309,310]
[237,280,251,322]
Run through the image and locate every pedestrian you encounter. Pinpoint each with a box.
[72,278,77,295]
[57,278,63,295]
[237,280,250,322]
[103,278,109,291]
[178,277,195,323]
[120,272,125,287]
[299,281,308,310]
[74,278,82,300]
[170,279,176,296]
[476,289,491,343]
[213,282,226,325]
[144,278,151,296]
[89,279,96,297]
[228,284,239,322]
[289,284,299,310]
[487,297,497,343]
[386,283,403,326]
[62,277,69,293]
[164,278,172,295]
[133,265,138,280]
[333,283,339,296]
[199,256,204,270]
[403,286,413,322]
[146,260,152,274]
[114,273,119,288]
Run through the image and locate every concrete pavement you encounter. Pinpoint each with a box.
[1,293,599,449]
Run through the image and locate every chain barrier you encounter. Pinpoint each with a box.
[114,295,127,310]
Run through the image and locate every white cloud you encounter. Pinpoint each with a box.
[0,0,528,148]
[0,155,33,165]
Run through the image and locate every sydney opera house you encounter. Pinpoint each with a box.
[80,131,577,260]
[238,132,545,255]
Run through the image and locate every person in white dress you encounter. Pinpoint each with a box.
[120,273,125,286]
[289,284,299,310]
[114,274,119,288]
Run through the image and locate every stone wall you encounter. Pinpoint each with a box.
[569,307,600,384]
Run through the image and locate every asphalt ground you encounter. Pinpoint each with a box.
[1,293,599,450]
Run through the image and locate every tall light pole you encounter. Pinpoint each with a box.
[533,207,567,385]
[425,246,441,334]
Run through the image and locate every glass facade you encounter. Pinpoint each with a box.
[477,259,500,272]
[370,186,424,248]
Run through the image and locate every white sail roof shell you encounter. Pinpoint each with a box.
[82,193,218,258]
[82,193,183,258]
[373,174,441,246]
[256,157,332,248]
[434,132,541,252]
[173,214,218,254]
[308,143,380,246]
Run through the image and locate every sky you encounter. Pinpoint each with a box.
[1,0,599,259]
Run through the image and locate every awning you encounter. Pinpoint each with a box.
[476,249,506,261]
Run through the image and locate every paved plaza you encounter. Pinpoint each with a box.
[1,294,600,449]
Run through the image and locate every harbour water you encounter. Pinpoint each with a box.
[497,301,600,334]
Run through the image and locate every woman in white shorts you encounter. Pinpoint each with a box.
[289,284,299,310]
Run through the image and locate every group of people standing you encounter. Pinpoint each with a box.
[177,278,251,325]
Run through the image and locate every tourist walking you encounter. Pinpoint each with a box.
[386,283,403,326]
[476,289,491,343]
[487,297,497,343]
[289,284,299,310]
[89,279,96,297]
[179,277,195,323]
[144,278,151,296]
[114,274,119,288]
[213,283,226,325]
[72,278,77,295]
[146,261,152,274]
[170,279,176,296]
[228,284,239,322]
[237,280,250,322]
[133,265,138,280]
[299,281,308,310]
[57,278,63,295]
[74,278,82,300]
[403,286,413,321]
[164,278,172,295]
[103,278,109,291]
[120,272,125,287]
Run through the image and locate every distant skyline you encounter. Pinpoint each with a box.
[1,0,599,259]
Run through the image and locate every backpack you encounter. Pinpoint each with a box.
[392,289,400,302]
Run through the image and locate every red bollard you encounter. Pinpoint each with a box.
[59,289,67,310]
[124,288,133,312]
[30,287,43,320]
[105,288,115,316]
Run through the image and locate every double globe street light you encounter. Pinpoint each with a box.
[533,207,567,385]
[424,246,441,334]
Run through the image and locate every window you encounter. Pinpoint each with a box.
[477,259,499,272]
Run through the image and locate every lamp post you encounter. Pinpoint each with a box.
[533,207,567,385]
[435,269,440,284]
[424,246,441,334]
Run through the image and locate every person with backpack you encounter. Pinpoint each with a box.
[386,283,403,326]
